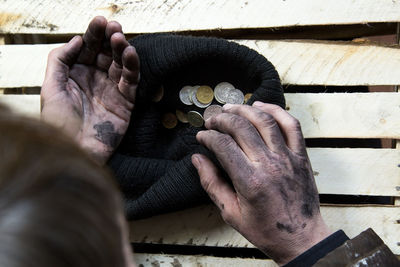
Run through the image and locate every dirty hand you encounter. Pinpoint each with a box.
[41,16,139,164]
[192,102,332,265]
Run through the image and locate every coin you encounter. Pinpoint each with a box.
[187,111,204,127]
[203,105,222,121]
[152,85,164,102]
[244,93,253,104]
[214,82,235,104]
[176,109,188,123]
[161,113,178,129]
[225,89,245,104]
[189,85,199,103]
[192,86,211,108]
[179,86,194,105]
[196,85,214,104]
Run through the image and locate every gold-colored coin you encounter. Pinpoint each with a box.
[161,113,178,129]
[187,111,204,128]
[176,109,188,123]
[244,93,253,104]
[195,85,214,104]
[152,86,164,102]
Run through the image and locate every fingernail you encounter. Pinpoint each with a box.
[196,131,204,139]
[69,35,79,43]
[253,101,263,107]
[192,154,202,169]
[223,104,233,110]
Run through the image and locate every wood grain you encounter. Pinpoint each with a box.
[129,205,400,255]
[1,0,400,34]
[238,40,400,86]
[2,41,400,88]
[286,93,400,138]
[2,93,399,139]
[1,93,399,197]
[133,253,278,267]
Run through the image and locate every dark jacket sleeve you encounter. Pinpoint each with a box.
[314,228,400,266]
[283,230,349,267]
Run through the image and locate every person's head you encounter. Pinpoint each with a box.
[0,105,134,267]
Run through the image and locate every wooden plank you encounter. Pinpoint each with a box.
[2,41,400,88]
[1,95,399,195]
[39,23,398,44]
[308,148,400,197]
[238,40,400,86]
[0,43,59,88]
[0,94,40,118]
[1,0,400,34]
[1,93,400,139]
[129,205,400,255]
[286,93,400,139]
[133,253,278,267]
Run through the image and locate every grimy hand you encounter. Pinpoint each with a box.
[192,102,332,265]
[41,16,139,165]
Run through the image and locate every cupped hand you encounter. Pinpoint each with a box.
[41,16,139,164]
[192,102,332,265]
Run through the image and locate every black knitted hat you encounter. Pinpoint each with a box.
[108,34,285,220]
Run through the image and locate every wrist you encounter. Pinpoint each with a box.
[273,216,332,265]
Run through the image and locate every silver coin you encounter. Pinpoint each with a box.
[225,89,245,104]
[203,105,222,121]
[192,86,211,108]
[189,85,200,101]
[214,82,234,104]
[187,111,204,127]
[179,86,194,105]
[214,91,225,104]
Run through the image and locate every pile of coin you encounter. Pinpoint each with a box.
[161,82,252,129]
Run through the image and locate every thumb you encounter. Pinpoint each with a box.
[44,36,83,86]
[56,35,83,66]
[192,154,240,220]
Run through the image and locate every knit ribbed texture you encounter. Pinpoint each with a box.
[108,34,285,220]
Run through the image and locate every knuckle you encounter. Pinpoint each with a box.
[269,104,283,112]
[256,111,276,128]
[287,117,302,132]
[200,175,213,193]
[48,48,59,60]
[208,114,220,127]
[229,115,252,130]
[214,134,235,149]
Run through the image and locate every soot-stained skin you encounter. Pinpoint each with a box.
[195,103,330,264]
[272,158,319,234]
[93,121,123,149]
[276,222,295,234]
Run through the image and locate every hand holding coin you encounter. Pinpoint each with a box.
[191,102,331,265]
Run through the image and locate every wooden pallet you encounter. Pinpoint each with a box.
[1,1,400,266]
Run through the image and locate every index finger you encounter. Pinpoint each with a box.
[221,104,288,154]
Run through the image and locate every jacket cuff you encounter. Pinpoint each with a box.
[283,230,349,267]
[314,228,400,266]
